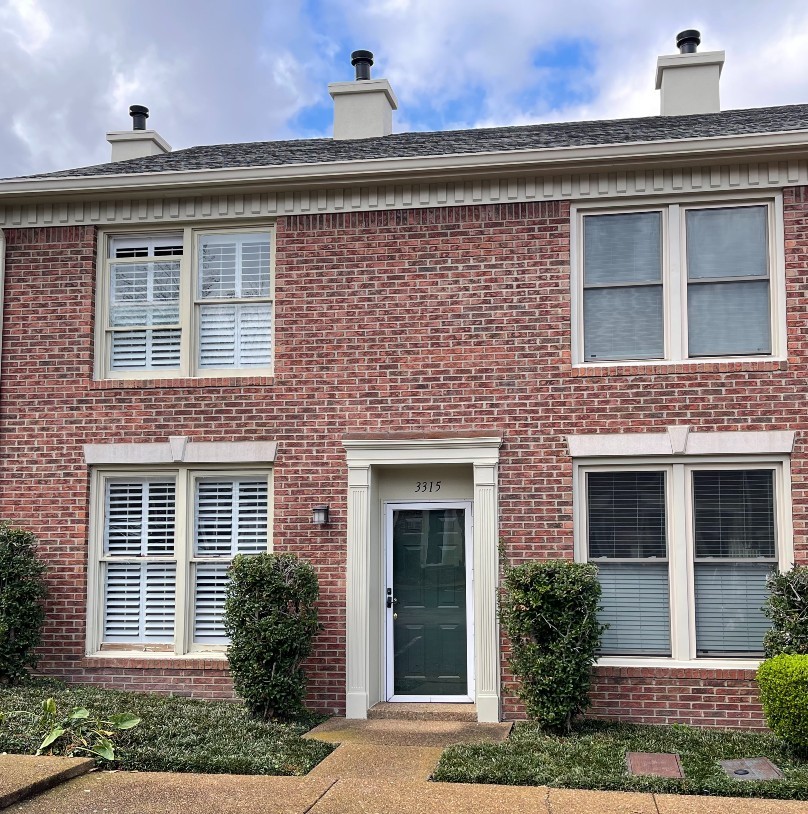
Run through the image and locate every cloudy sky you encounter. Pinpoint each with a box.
[1,0,807,178]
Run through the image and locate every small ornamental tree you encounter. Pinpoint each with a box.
[224,553,320,721]
[500,559,604,733]
[763,566,808,657]
[0,523,48,684]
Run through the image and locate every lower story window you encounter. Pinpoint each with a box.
[92,468,271,654]
[581,461,788,662]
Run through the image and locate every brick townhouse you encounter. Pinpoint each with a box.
[0,32,806,727]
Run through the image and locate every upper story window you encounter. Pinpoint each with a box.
[575,199,784,365]
[99,227,273,378]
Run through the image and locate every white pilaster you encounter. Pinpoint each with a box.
[345,464,371,718]
[473,461,501,722]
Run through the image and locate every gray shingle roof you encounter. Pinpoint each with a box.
[18,104,808,180]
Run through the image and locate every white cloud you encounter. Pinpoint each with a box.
[0,0,52,54]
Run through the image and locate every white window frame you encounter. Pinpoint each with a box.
[95,224,275,380]
[571,193,787,367]
[87,465,273,657]
[573,454,793,669]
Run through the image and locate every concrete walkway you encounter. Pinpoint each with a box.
[2,719,806,814]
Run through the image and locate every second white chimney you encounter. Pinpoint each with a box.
[329,50,398,140]
[106,105,171,162]
[655,30,725,116]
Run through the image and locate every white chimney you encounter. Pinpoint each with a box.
[106,105,171,162]
[329,50,398,140]
[655,30,725,116]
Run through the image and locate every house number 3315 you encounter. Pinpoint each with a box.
[415,481,441,493]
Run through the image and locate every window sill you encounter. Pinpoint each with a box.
[596,656,760,671]
[571,358,787,377]
[90,375,274,390]
[83,652,229,670]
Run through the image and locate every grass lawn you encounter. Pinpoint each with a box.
[433,720,808,800]
[0,679,333,775]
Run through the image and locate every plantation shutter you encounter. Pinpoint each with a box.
[583,212,664,361]
[193,564,230,644]
[686,207,771,357]
[108,235,182,370]
[193,479,268,644]
[693,470,775,655]
[197,234,272,368]
[102,480,176,643]
[587,471,671,656]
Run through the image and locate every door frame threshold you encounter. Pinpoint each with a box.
[388,695,473,703]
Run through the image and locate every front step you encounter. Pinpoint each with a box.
[367,702,477,722]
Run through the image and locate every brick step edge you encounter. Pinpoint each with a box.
[367,704,478,722]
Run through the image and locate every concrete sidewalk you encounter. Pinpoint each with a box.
[2,719,806,814]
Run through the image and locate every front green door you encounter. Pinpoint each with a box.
[387,503,471,699]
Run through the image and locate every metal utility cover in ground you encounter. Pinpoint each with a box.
[719,757,784,781]
[626,752,684,778]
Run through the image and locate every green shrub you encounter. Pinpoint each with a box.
[499,559,604,733]
[763,567,808,657]
[757,654,808,754]
[224,553,320,722]
[0,524,47,684]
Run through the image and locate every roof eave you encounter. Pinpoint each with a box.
[2,130,808,201]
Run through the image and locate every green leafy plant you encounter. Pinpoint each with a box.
[757,654,808,755]
[224,553,321,722]
[1,696,140,761]
[0,523,48,685]
[499,559,604,733]
[763,566,808,657]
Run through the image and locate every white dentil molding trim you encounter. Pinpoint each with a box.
[2,158,808,229]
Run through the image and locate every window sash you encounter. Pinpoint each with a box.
[586,470,671,655]
[694,562,774,656]
[597,562,671,656]
[191,478,269,644]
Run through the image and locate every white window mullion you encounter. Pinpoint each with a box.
[179,227,193,377]
[174,468,190,655]
[667,204,684,360]
[670,462,691,660]
[230,481,239,558]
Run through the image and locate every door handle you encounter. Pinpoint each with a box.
[386,595,398,609]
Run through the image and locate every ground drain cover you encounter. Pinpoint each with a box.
[626,752,684,778]
[719,758,783,781]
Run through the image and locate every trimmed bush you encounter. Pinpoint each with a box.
[499,559,604,733]
[0,523,47,684]
[763,566,808,657]
[224,553,320,721]
[757,654,808,755]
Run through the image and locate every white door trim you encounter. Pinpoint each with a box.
[343,436,502,723]
[384,501,474,703]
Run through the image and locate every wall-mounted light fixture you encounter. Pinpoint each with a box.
[312,505,330,526]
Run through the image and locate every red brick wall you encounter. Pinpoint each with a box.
[1,193,806,723]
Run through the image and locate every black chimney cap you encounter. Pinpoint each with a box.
[351,50,374,81]
[676,30,701,54]
[129,105,149,131]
